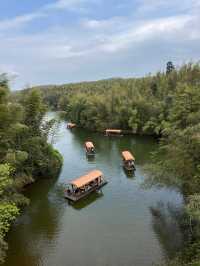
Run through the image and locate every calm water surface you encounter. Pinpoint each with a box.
[4,113,184,266]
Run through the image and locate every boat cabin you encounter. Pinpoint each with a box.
[67,123,76,129]
[85,141,95,155]
[105,129,122,136]
[122,151,135,171]
[64,170,107,202]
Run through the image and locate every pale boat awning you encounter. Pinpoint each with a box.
[122,151,135,161]
[105,129,122,134]
[70,170,103,188]
[67,123,76,128]
[85,141,94,149]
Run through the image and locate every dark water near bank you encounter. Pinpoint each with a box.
[3,113,184,266]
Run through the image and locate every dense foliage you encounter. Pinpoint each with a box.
[28,63,199,136]
[30,62,200,265]
[0,75,62,263]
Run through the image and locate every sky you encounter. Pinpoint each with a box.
[0,0,200,90]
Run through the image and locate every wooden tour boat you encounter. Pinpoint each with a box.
[105,129,123,136]
[122,151,135,171]
[67,122,76,129]
[85,141,95,156]
[64,170,107,202]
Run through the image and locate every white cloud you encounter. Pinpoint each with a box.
[47,0,91,10]
[82,17,122,29]
[0,0,97,31]
[137,0,200,13]
[43,44,89,59]
[98,15,195,53]
[83,19,105,29]
[1,12,198,66]
[0,12,45,31]
[80,13,200,54]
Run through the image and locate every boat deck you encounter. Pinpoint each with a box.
[105,134,123,137]
[123,165,135,171]
[64,180,108,202]
[86,151,95,156]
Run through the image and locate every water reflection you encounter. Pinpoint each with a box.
[4,179,65,266]
[86,154,95,162]
[122,167,135,178]
[150,201,185,259]
[68,191,104,210]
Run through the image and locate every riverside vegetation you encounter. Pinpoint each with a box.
[24,62,200,266]
[0,75,63,264]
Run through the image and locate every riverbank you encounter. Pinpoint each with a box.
[0,81,63,264]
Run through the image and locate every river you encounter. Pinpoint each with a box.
[3,113,184,266]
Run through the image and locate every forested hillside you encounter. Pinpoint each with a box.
[0,75,63,263]
[25,62,200,265]
[24,63,199,136]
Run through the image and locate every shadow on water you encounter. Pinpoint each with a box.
[3,177,66,266]
[122,167,135,179]
[67,191,104,210]
[86,154,95,162]
[150,201,186,259]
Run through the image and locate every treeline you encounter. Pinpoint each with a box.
[25,62,199,136]
[0,75,63,263]
[29,62,200,265]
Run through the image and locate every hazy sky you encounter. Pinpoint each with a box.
[0,0,200,90]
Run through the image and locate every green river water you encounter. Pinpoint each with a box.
[3,113,184,266]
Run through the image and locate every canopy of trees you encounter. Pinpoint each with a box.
[0,75,63,263]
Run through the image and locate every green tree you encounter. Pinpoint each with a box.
[23,89,47,136]
[166,61,175,74]
[0,164,19,263]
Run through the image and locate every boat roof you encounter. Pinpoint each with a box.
[105,129,122,133]
[122,151,135,161]
[85,141,94,148]
[68,122,76,126]
[70,170,103,188]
